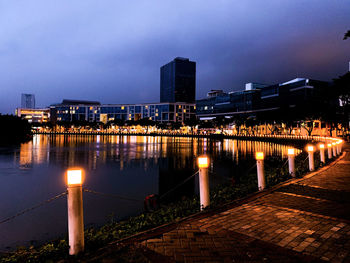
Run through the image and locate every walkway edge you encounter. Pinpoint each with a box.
[93,151,347,252]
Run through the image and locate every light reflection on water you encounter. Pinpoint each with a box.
[0,135,300,250]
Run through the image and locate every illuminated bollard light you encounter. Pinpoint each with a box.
[255,152,266,191]
[319,144,325,164]
[327,143,332,159]
[198,156,210,211]
[332,142,337,157]
[307,145,315,171]
[336,141,341,155]
[66,169,85,255]
[288,148,295,177]
[339,140,343,153]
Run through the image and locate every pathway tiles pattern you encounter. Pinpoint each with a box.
[139,149,350,262]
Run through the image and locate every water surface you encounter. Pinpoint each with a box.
[0,135,295,249]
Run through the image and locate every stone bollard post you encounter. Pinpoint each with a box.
[287,148,295,177]
[255,152,266,191]
[327,143,332,159]
[307,146,315,171]
[319,144,325,164]
[198,156,210,211]
[332,143,337,157]
[67,169,85,256]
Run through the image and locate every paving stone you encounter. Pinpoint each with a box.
[102,146,350,263]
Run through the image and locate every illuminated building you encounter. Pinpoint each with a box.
[160,57,196,103]
[196,78,336,120]
[16,108,50,123]
[50,100,196,123]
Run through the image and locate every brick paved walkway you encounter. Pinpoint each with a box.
[93,145,350,263]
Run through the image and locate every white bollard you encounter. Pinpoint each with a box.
[332,143,337,157]
[287,148,295,177]
[319,144,325,164]
[67,169,85,256]
[198,156,210,210]
[336,142,341,155]
[327,143,332,159]
[255,152,266,190]
[307,146,315,171]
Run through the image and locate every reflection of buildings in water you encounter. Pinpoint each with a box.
[20,135,302,173]
[18,135,50,168]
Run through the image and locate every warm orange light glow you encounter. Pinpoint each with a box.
[287,148,295,155]
[332,142,336,146]
[67,169,83,186]
[198,156,209,168]
[319,144,325,149]
[255,152,264,160]
[327,143,332,148]
[307,145,314,152]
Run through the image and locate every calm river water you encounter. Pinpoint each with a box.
[0,134,295,249]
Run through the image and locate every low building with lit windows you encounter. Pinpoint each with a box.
[50,100,196,123]
[16,108,50,123]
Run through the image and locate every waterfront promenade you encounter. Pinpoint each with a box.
[89,144,350,262]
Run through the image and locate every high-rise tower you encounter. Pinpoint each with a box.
[160,57,196,103]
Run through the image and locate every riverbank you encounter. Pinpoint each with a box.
[0,138,340,262]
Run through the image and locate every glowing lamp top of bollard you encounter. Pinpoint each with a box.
[287,148,295,156]
[332,142,336,146]
[67,169,83,186]
[198,156,209,168]
[319,144,325,149]
[307,145,314,152]
[255,152,264,160]
[327,143,332,148]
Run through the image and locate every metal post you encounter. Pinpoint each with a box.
[256,152,265,191]
[198,156,210,210]
[67,169,84,255]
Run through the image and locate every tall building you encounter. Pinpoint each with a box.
[21,94,35,108]
[160,57,196,103]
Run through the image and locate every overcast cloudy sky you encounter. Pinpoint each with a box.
[0,0,349,113]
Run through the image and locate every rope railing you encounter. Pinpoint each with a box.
[159,170,199,200]
[83,188,142,202]
[0,191,67,225]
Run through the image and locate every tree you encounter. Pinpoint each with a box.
[0,115,32,145]
[344,30,350,40]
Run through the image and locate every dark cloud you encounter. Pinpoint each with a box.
[0,0,349,113]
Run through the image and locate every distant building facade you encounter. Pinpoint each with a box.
[21,94,35,108]
[50,100,195,123]
[16,108,50,123]
[160,57,196,103]
[196,78,334,120]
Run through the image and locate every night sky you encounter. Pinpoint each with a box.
[0,1,349,114]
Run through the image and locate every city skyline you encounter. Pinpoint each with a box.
[0,1,349,114]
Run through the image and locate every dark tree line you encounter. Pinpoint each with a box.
[0,115,32,145]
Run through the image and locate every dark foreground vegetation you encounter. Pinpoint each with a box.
[0,144,332,262]
[0,115,32,145]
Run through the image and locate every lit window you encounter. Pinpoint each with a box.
[204,106,208,110]
[183,109,186,113]
[121,106,125,110]
[155,113,159,116]
[90,107,93,110]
